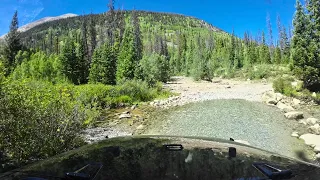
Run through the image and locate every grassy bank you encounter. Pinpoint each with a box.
[0,78,171,172]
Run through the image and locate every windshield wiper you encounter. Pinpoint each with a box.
[252,163,293,180]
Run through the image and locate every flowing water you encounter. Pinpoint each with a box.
[146,99,310,158]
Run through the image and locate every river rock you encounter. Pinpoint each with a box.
[119,113,132,119]
[292,98,301,107]
[275,93,283,102]
[266,98,278,105]
[314,146,320,153]
[262,91,276,103]
[277,102,294,113]
[299,119,308,125]
[291,132,299,138]
[284,111,304,120]
[131,104,137,110]
[299,134,320,148]
[306,118,319,126]
[308,124,320,135]
[235,140,250,146]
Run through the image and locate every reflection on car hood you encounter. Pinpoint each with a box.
[1,135,320,180]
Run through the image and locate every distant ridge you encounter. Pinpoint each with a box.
[0,13,78,39]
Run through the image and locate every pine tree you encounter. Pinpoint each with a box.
[4,11,22,73]
[259,31,271,64]
[60,37,77,84]
[229,30,236,69]
[304,0,320,90]
[132,10,143,62]
[116,25,136,81]
[266,13,274,47]
[274,43,282,64]
[77,20,90,84]
[277,14,285,52]
[88,12,97,61]
[280,26,290,63]
[89,42,116,85]
[292,0,314,89]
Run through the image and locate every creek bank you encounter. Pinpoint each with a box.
[262,90,320,160]
[82,105,156,143]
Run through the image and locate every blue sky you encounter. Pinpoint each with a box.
[1,0,297,41]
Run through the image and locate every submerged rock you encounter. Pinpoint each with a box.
[284,111,304,120]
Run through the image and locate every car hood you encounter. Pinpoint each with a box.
[1,135,320,180]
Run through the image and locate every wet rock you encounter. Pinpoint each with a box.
[306,118,319,126]
[299,134,320,148]
[266,98,278,105]
[284,111,304,120]
[291,132,299,138]
[308,124,320,135]
[277,102,294,113]
[136,125,145,130]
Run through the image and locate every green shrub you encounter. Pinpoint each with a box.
[0,79,86,170]
[273,77,297,97]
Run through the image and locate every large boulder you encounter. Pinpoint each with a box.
[306,118,319,126]
[262,91,284,105]
[262,91,276,103]
[308,124,320,135]
[284,111,304,120]
[276,102,294,113]
[299,134,320,148]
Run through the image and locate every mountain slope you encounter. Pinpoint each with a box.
[0,13,78,39]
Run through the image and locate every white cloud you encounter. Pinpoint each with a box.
[16,0,45,25]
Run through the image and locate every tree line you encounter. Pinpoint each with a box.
[0,0,319,91]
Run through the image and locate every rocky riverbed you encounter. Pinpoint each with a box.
[82,76,320,162]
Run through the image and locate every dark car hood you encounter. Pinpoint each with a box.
[1,135,320,180]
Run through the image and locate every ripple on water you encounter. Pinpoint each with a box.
[147,99,309,158]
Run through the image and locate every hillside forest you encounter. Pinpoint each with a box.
[0,0,319,172]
